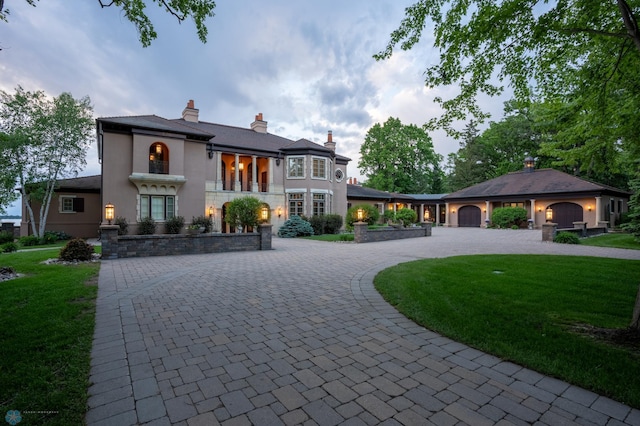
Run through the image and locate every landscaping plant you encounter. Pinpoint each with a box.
[277,215,314,238]
[138,216,156,235]
[59,238,94,262]
[395,208,417,227]
[225,196,262,233]
[191,215,213,233]
[164,215,185,234]
[491,207,527,228]
[554,231,581,244]
[115,216,129,235]
[346,204,379,229]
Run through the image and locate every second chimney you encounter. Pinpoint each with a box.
[251,113,267,133]
[182,99,199,122]
[324,130,336,152]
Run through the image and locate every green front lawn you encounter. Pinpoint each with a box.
[0,249,99,425]
[580,232,640,250]
[303,233,354,242]
[375,255,640,408]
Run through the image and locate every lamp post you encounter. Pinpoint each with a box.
[356,208,364,222]
[545,207,553,222]
[261,206,269,222]
[105,203,115,225]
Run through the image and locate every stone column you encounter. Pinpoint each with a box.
[258,224,272,250]
[215,151,222,190]
[418,203,424,222]
[485,200,491,227]
[529,199,536,228]
[252,155,258,192]
[354,222,368,243]
[595,196,602,227]
[100,225,120,259]
[445,202,450,227]
[436,204,440,226]
[542,223,557,242]
[234,154,240,192]
[421,221,432,237]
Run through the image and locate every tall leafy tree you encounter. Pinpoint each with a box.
[359,117,441,194]
[0,86,94,238]
[1,0,216,47]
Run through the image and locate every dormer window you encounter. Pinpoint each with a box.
[149,143,169,174]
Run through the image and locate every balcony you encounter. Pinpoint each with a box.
[149,160,169,174]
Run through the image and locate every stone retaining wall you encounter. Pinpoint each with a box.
[100,224,272,259]
[354,222,432,243]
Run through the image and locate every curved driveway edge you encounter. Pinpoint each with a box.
[86,227,640,425]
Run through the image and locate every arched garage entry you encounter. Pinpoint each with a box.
[458,205,482,227]
[549,202,583,229]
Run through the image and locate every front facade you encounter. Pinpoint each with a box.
[442,159,631,228]
[98,101,350,234]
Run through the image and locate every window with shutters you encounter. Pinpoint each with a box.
[60,196,84,213]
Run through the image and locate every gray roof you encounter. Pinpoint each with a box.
[56,175,101,192]
[444,168,631,201]
[405,193,448,201]
[347,185,414,201]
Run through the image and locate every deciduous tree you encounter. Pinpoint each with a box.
[0,86,94,239]
[1,0,216,47]
[359,117,441,194]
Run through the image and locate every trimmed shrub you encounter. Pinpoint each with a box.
[346,204,380,229]
[164,216,185,234]
[19,235,40,247]
[0,231,14,245]
[1,242,18,253]
[278,215,314,238]
[492,207,528,229]
[191,215,213,233]
[138,217,156,235]
[554,231,581,244]
[395,208,418,227]
[305,214,343,235]
[41,231,58,245]
[59,238,94,261]
[115,216,129,235]
[225,196,262,233]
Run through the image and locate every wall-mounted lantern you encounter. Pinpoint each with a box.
[105,203,115,225]
[208,206,214,218]
[545,207,553,222]
[239,162,244,171]
[451,208,456,214]
[277,207,283,218]
[206,143,214,159]
[155,144,162,155]
[587,205,592,211]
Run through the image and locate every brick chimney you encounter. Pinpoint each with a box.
[251,113,267,133]
[324,130,336,152]
[182,99,199,122]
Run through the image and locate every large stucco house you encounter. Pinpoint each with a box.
[97,101,350,234]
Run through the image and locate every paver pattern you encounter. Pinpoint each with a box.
[86,227,640,425]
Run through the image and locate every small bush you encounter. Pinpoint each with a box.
[19,235,40,247]
[395,208,418,227]
[138,217,156,235]
[304,214,343,235]
[339,234,354,242]
[0,231,14,244]
[1,242,18,253]
[115,216,129,235]
[164,216,185,234]
[554,232,581,244]
[278,215,314,238]
[492,207,528,229]
[41,231,58,245]
[191,216,213,233]
[59,238,94,261]
[346,204,380,229]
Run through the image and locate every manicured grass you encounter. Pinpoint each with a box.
[303,233,354,242]
[580,232,640,250]
[0,248,99,425]
[375,255,640,408]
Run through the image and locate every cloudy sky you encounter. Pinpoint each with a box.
[1,0,510,215]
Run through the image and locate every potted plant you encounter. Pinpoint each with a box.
[186,223,205,235]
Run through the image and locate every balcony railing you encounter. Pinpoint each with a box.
[149,160,169,174]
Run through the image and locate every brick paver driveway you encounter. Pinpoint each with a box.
[86,228,640,425]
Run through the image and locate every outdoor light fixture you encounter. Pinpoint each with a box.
[149,153,155,161]
[105,203,115,225]
[451,208,456,214]
[261,206,269,221]
[239,162,244,171]
[155,144,162,154]
[545,207,553,222]
[356,208,364,221]
[277,207,283,218]
[208,206,214,218]
[206,143,214,159]
[587,205,592,211]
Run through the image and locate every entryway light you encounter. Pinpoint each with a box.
[545,207,553,222]
[261,207,269,221]
[105,203,115,225]
[277,207,283,218]
[356,208,364,221]
[208,206,214,218]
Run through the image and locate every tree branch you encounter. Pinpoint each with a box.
[160,0,186,22]
[559,27,628,39]
[617,0,640,53]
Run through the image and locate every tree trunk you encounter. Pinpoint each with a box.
[631,284,640,331]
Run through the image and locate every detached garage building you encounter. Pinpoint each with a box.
[442,157,631,229]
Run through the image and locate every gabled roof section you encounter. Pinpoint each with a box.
[347,185,413,202]
[98,115,214,140]
[444,168,631,201]
[55,175,101,192]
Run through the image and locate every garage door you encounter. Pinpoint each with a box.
[549,202,583,229]
[458,205,482,227]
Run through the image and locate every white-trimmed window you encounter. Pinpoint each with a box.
[312,157,326,179]
[287,157,305,178]
[313,193,325,216]
[288,193,304,216]
[59,196,84,213]
[140,195,175,221]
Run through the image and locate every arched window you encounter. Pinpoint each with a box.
[149,143,169,174]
